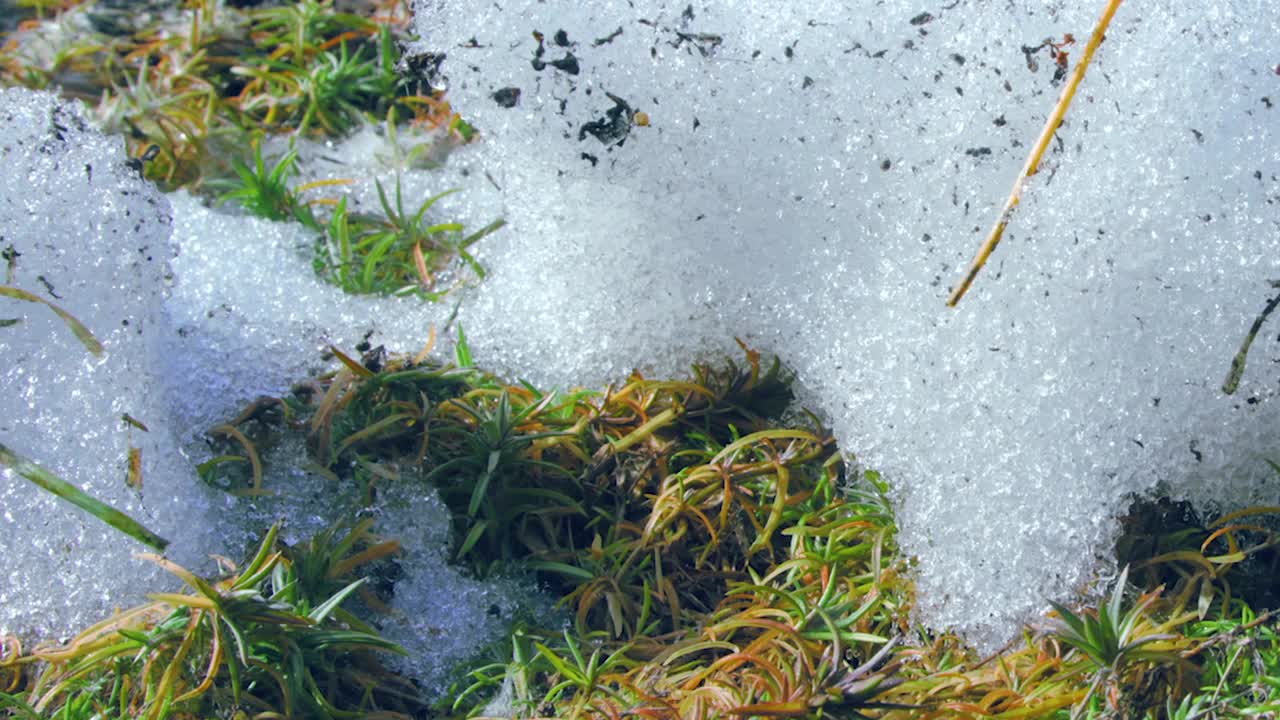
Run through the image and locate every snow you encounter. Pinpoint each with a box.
[0,90,539,676]
[162,189,449,432]
[412,0,1280,647]
[3,0,1277,661]
[0,87,202,639]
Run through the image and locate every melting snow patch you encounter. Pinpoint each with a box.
[373,483,555,698]
[414,0,1280,648]
[0,90,543,682]
[162,190,450,433]
[4,0,1277,662]
[0,87,205,639]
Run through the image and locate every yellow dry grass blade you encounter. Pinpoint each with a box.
[412,325,437,365]
[947,0,1125,307]
[0,285,104,355]
[208,423,264,494]
[330,344,377,379]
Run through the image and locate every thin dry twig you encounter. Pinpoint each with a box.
[947,0,1125,307]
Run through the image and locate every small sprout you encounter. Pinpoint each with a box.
[214,142,302,222]
[1049,565,1178,717]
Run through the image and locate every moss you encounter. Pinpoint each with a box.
[10,343,1278,718]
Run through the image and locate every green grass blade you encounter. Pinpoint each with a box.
[411,189,459,227]
[1107,566,1129,629]
[421,222,464,234]
[233,523,282,591]
[467,452,500,518]
[359,232,398,290]
[294,629,406,654]
[457,247,486,279]
[309,577,366,623]
[526,560,596,582]
[460,218,506,250]
[535,641,585,684]
[454,324,473,367]
[0,693,42,719]
[0,441,168,550]
[1048,600,1086,637]
[268,147,299,185]
[457,520,488,559]
[374,178,397,223]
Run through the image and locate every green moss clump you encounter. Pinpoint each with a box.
[11,341,1276,718]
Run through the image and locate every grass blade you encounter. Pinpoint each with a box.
[467,451,500,518]
[454,324,473,367]
[460,218,507,250]
[457,520,488,559]
[328,344,377,379]
[0,441,169,550]
[309,578,367,623]
[0,285,104,356]
[1222,290,1280,394]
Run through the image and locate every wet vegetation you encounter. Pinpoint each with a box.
[1,1,1278,718]
[4,335,1279,718]
[1,0,494,299]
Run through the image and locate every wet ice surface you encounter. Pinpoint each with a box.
[415,0,1280,647]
